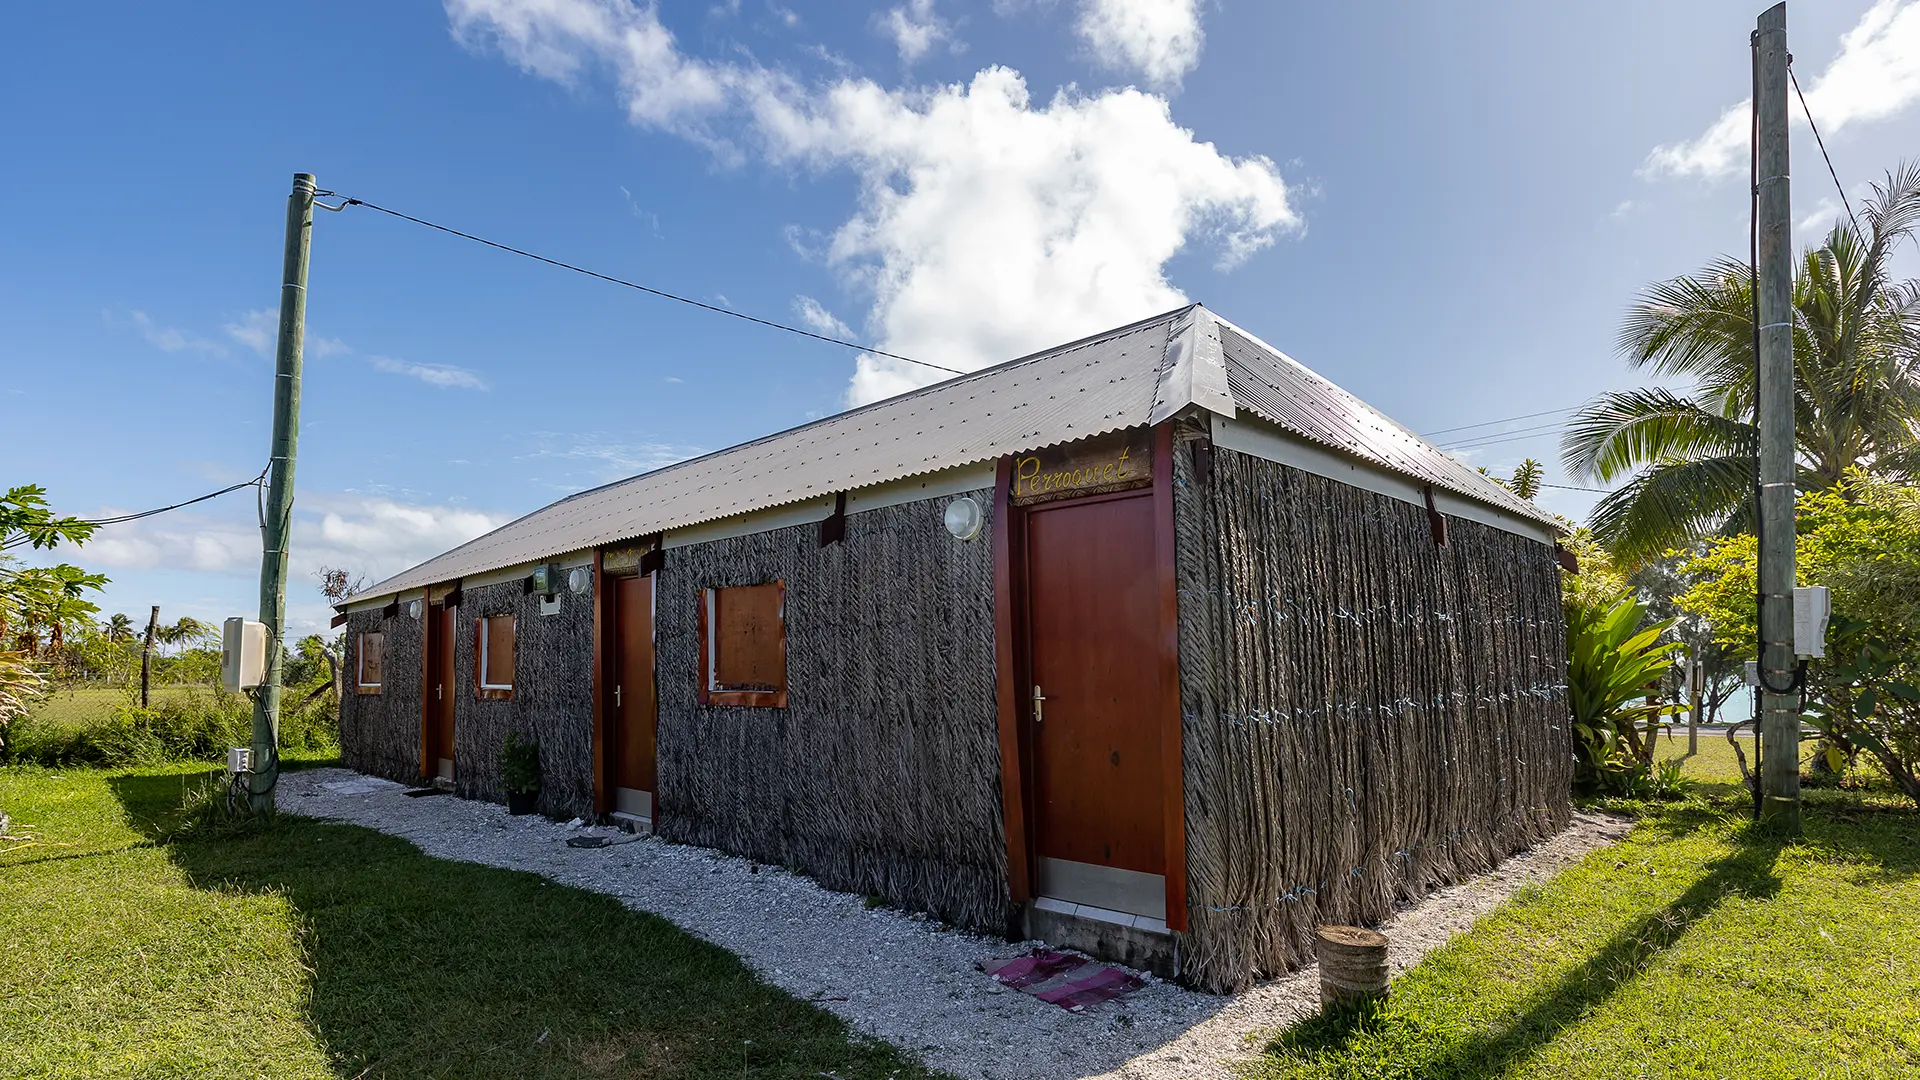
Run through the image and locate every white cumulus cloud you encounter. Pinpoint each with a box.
[445,0,1297,406]
[79,492,509,585]
[1075,0,1203,89]
[1642,0,1920,180]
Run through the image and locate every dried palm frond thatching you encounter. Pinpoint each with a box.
[1173,435,1571,992]
[653,490,1011,931]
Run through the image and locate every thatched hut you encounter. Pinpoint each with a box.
[335,304,1570,992]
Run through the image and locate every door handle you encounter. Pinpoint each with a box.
[1032,685,1045,723]
[615,685,622,708]
[436,683,442,701]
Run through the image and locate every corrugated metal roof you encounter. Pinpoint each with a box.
[349,304,1557,604]
[1214,315,1562,529]
[351,309,1181,600]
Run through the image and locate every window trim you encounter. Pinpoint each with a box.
[475,613,515,701]
[697,581,788,708]
[354,631,383,695]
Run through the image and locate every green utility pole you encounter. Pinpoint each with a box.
[1753,5,1801,835]
[248,172,316,815]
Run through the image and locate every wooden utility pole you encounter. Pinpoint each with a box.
[247,173,315,815]
[1754,4,1801,834]
[140,605,158,709]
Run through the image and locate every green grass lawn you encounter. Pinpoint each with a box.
[1246,737,1920,1079]
[0,761,941,1080]
[23,685,197,730]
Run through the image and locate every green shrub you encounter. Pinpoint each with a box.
[502,730,540,794]
[1567,592,1686,794]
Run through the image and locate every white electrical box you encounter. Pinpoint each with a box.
[1793,585,1831,659]
[220,617,268,691]
[226,746,253,775]
[1744,660,1760,687]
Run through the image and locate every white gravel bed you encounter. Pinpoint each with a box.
[280,769,1629,1080]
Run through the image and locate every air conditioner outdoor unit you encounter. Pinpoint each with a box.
[220,617,267,692]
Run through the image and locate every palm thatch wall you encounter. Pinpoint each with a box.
[450,580,596,818]
[653,490,1010,932]
[1173,436,1571,993]
[336,582,595,818]
[339,608,423,783]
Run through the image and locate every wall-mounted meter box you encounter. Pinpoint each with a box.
[221,617,267,691]
[1793,586,1832,659]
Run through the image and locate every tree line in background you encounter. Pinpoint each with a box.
[1557,164,1920,807]
[0,484,348,765]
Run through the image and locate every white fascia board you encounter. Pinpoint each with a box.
[664,462,996,550]
[1211,412,1560,545]
[340,553,596,611]
[340,586,428,614]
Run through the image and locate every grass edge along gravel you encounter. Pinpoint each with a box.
[0,760,945,1080]
[1243,738,1920,1080]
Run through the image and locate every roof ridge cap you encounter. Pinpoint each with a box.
[1149,303,1235,425]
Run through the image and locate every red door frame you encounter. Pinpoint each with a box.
[992,422,1187,930]
[591,550,612,814]
[418,600,434,781]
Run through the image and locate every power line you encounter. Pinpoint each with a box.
[1419,405,1576,439]
[1540,482,1607,493]
[1438,428,1568,454]
[1788,62,1860,235]
[0,468,269,551]
[1437,420,1568,451]
[323,193,966,376]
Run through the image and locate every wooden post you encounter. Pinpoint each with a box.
[247,172,316,814]
[140,605,158,709]
[1688,654,1702,756]
[1753,3,1801,834]
[1317,925,1390,1011]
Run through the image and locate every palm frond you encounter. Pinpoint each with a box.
[1587,455,1757,564]
[1561,388,1754,483]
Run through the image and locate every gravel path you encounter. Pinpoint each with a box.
[280,769,1630,1080]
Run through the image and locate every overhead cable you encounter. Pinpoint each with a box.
[1789,62,1860,235]
[321,193,966,376]
[1419,405,1576,439]
[0,468,270,550]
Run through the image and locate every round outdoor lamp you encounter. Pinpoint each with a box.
[406,598,423,619]
[567,566,592,595]
[944,496,984,541]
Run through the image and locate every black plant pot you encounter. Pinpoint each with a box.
[506,789,539,816]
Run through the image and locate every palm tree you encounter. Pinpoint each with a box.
[1509,459,1545,501]
[102,612,135,644]
[153,616,213,654]
[1563,164,1920,562]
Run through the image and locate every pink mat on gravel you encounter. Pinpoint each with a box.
[980,951,1146,1012]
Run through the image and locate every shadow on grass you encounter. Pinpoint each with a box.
[1271,832,1784,1080]
[107,772,935,1080]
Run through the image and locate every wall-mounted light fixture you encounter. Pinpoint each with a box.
[406,598,423,619]
[944,496,984,541]
[567,566,592,595]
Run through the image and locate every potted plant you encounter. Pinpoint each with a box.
[502,730,541,815]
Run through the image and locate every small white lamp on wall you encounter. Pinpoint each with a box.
[944,496,983,541]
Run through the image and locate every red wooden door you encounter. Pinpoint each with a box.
[1024,492,1165,908]
[429,604,456,779]
[612,574,658,814]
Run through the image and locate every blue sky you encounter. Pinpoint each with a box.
[5,0,1920,637]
